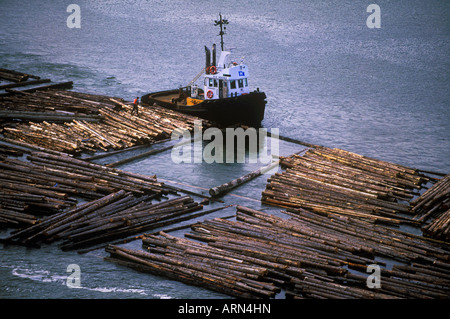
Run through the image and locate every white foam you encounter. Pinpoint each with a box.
[152,294,172,299]
[10,266,160,297]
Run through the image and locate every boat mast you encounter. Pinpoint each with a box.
[214,13,229,51]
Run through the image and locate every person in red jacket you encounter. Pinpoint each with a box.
[132,97,139,116]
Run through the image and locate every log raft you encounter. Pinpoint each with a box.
[2,190,214,251]
[0,150,175,229]
[1,70,214,156]
[105,205,450,299]
[0,81,216,231]
[411,174,450,241]
[105,148,449,299]
[262,146,432,225]
[1,89,213,155]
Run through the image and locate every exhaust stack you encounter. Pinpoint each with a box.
[205,46,211,74]
[212,44,217,68]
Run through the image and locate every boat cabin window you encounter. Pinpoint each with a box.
[205,78,218,87]
[238,79,244,88]
[230,80,236,89]
[244,78,248,87]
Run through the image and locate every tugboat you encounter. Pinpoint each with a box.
[141,14,266,127]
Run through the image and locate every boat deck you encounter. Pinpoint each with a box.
[152,93,179,103]
[146,88,205,106]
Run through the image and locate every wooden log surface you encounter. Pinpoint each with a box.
[1,88,213,155]
[0,111,103,122]
[209,160,280,197]
[3,190,218,251]
[261,146,436,225]
[0,79,51,90]
[2,82,74,95]
[105,204,450,299]
[412,175,449,219]
[0,148,179,231]
[0,68,40,81]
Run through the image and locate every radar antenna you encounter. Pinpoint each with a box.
[214,13,229,51]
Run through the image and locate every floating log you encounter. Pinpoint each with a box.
[0,144,25,156]
[3,82,74,95]
[0,68,40,81]
[0,111,103,122]
[84,138,171,161]
[106,144,174,168]
[0,208,37,228]
[26,151,173,196]
[0,71,29,82]
[0,79,51,90]
[0,136,68,156]
[209,160,280,197]
[266,131,320,148]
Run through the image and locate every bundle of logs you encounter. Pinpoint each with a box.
[0,68,41,83]
[0,151,175,228]
[411,174,450,241]
[0,144,24,157]
[3,191,207,251]
[262,146,432,226]
[105,205,450,299]
[423,210,450,242]
[3,118,159,154]
[1,89,213,154]
[0,68,73,94]
[106,233,281,299]
[0,89,103,117]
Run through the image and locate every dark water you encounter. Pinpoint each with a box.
[1,0,449,299]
